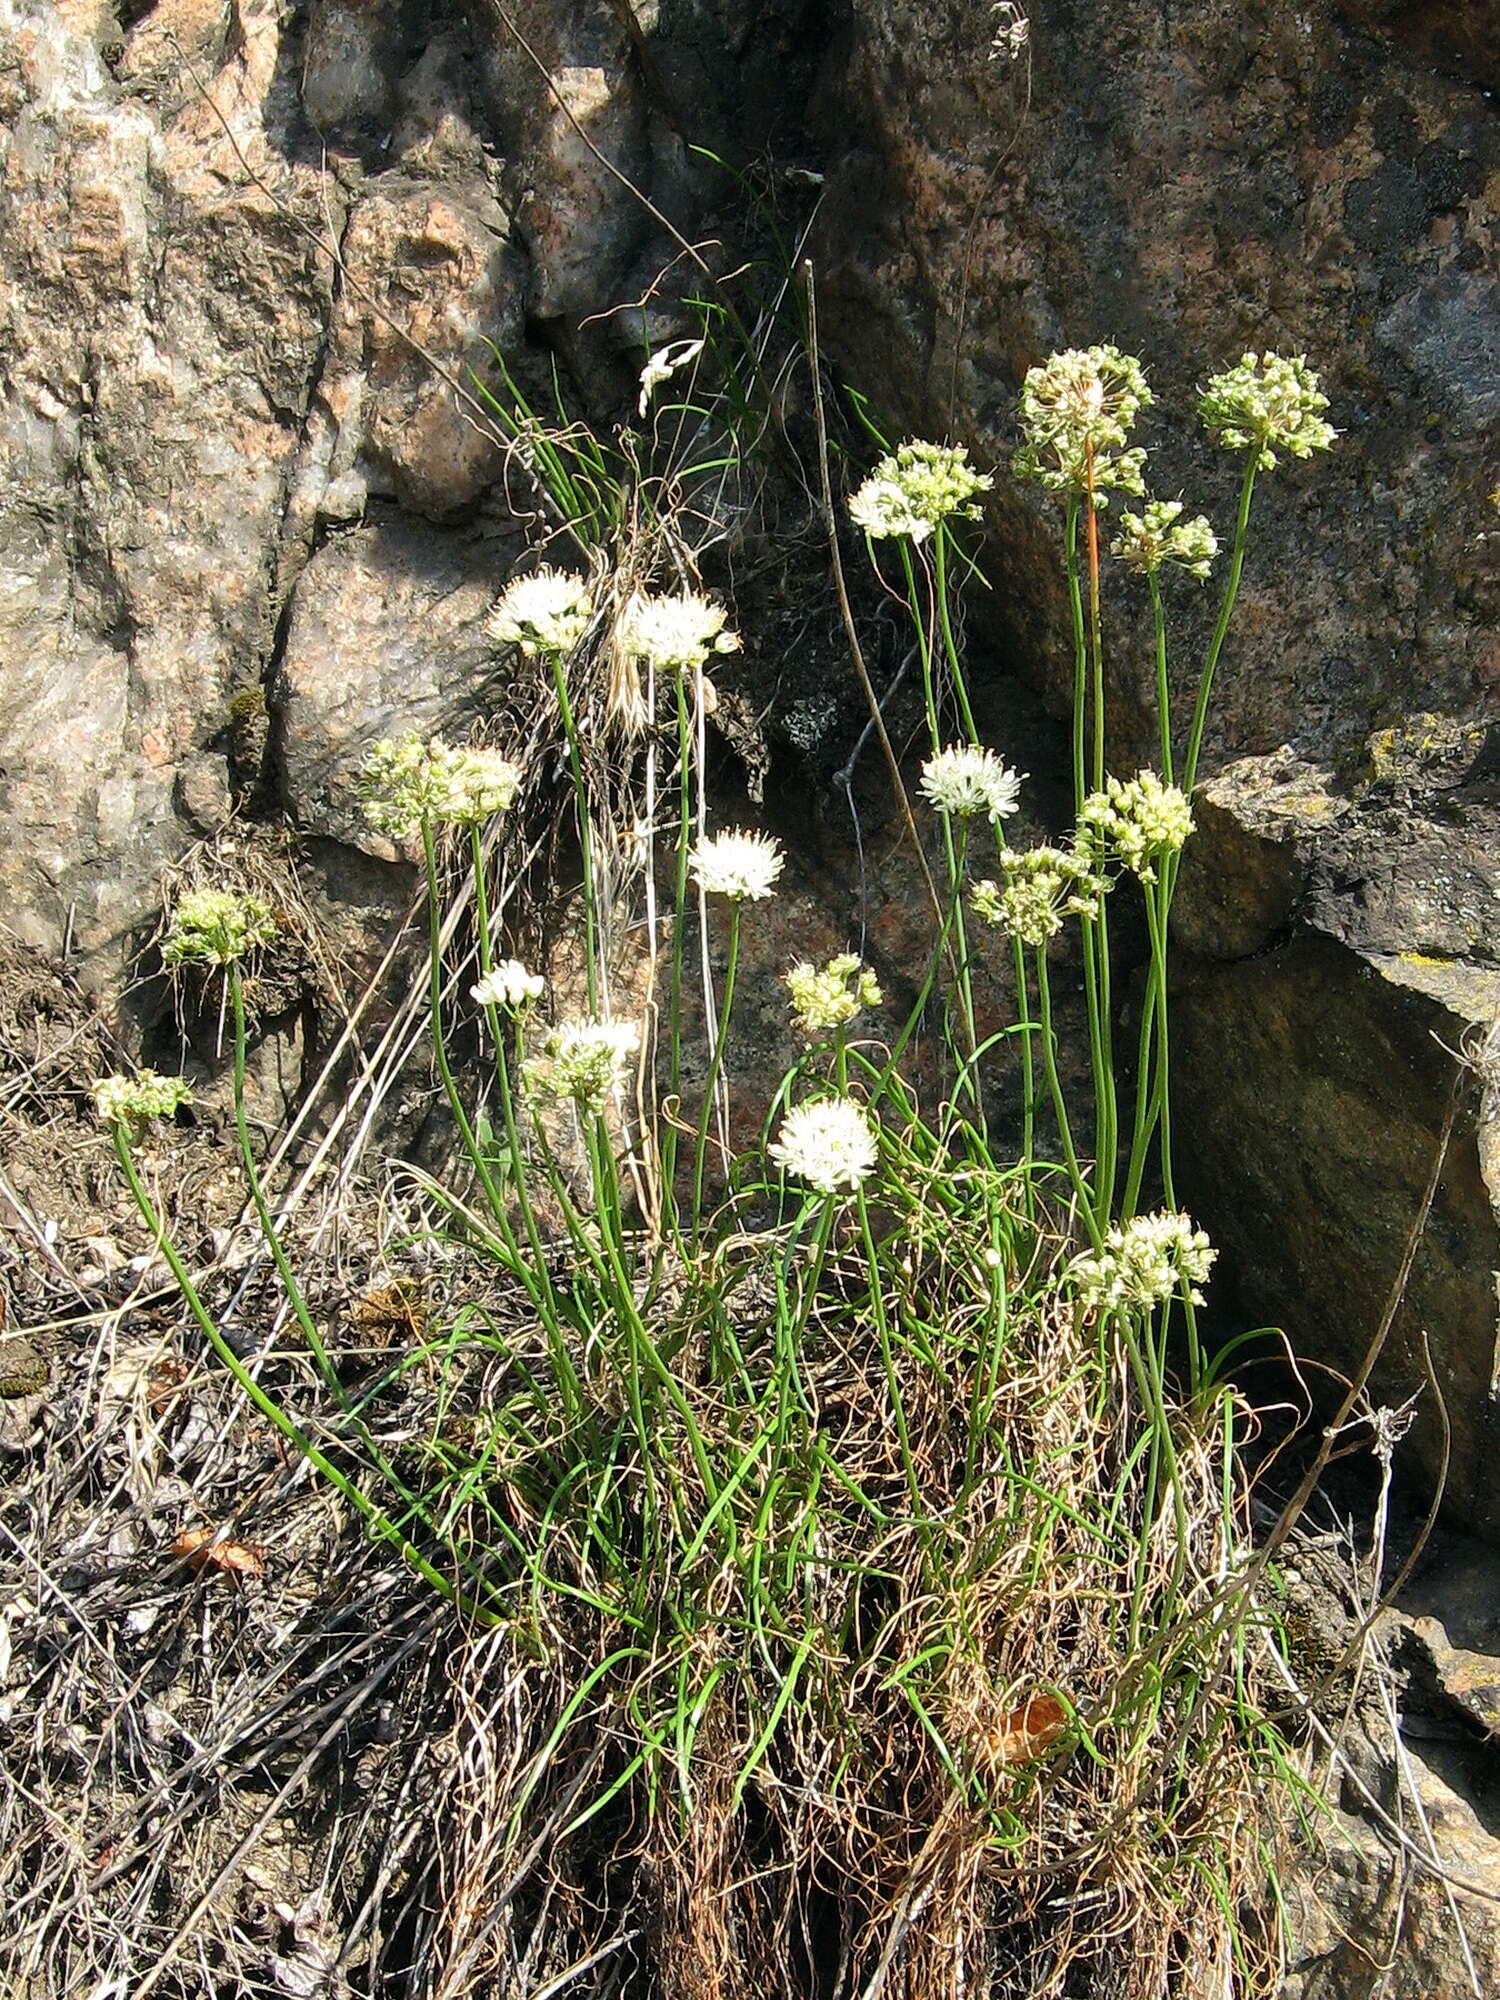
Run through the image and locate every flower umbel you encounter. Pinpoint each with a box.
[359,735,522,839]
[769,1097,879,1195]
[689,828,784,902]
[488,569,593,657]
[785,954,883,1038]
[848,440,993,543]
[1070,1211,1217,1314]
[1013,345,1152,503]
[162,888,278,968]
[919,745,1024,822]
[617,590,739,675]
[973,845,1108,947]
[1200,352,1336,471]
[1111,500,1218,580]
[92,1070,193,1144]
[472,960,546,1011]
[1077,772,1193,882]
[524,1019,639,1115]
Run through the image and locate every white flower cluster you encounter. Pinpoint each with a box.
[488,569,594,657]
[1012,344,1153,503]
[989,3,1029,60]
[471,960,546,1011]
[769,1097,879,1195]
[524,1018,639,1114]
[161,887,278,968]
[848,440,993,543]
[919,744,1024,822]
[972,845,1107,947]
[689,828,784,901]
[1111,499,1218,580]
[616,589,739,674]
[360,734,522,838]
[1200,352,1336,471]
[1070,1210,1216,1314]
[1077,772,1193,883]
[92,1069,193,1141]
[784,954,882,1037]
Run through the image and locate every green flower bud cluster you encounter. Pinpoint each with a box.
[849,440,993,543]
[162,887,278,967]
[92,1069,193,1143]
[1200,352,1336,471]
[1013,345,1153,503]
[1077,772,1193,883]
[972,845,1108,948]
[1111,499,1218,579]
[784,955,882,1038]
[360,734,522,839]
[524,1019,639,1115]
[1070,1210,1216,1314]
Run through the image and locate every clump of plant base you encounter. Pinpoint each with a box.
[77,316,1336,1999]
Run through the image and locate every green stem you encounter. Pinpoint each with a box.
[897,539,942,753]
[1149,573,1173,785]
[546,648,600,1011]
[943,819,982,1103]
[1011,935,1036,1175]
[467,829,569,1342]
[420,822,512,1231]
[933,527,979,744]
[692,900,742,1234]
[586,1117,719,1504]
[873,841,968,1108]
[226,966,340,1393]
[1084,448,1106,793]
[1064,498,1087,816]
[1036,949,1101,1248]
[1182,454,1258,797]
[112,1131,485,1618]
[857,1187,923,1518]
[1079,913,1116,1223]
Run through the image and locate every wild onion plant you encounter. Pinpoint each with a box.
[97,339,1334,1998]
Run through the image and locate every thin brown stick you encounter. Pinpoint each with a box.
[801,261,944,932]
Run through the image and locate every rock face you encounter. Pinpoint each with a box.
[813,0,1500,1539]
[0,0,826,993]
